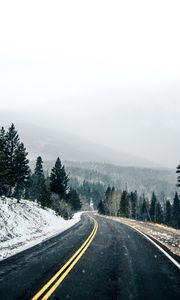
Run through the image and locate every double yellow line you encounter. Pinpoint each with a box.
[32,216,98,300]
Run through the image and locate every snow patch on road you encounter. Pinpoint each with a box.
[0,198,83,261]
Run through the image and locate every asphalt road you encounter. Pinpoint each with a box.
[0,214,179,300]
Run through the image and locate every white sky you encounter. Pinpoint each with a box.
[0,0,180,168]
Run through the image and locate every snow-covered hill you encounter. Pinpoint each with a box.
[0,198,82,261]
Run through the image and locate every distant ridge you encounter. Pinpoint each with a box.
[16,123,162,169]
[29,160,175,199]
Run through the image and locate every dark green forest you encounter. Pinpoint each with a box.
[98,187,180,229]
[0,124,81,219]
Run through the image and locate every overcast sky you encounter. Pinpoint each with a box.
[0,0,180,168]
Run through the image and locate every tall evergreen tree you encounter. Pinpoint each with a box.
[5,124,20,195]
[130,191,137,219]
[119,190,129,217]
[172,192,180,228]
[50,157,69,198]
[13,143,30,201]
[149,192,157,222]
[30,156,45,202]
[0,124,30,198]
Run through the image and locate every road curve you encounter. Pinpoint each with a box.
[0,214,179,300]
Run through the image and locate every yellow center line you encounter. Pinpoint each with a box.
[31,215,98,300]
[42,220,98,300]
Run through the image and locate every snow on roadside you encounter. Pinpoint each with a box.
[98,214,180,257]
[0,198,83,261]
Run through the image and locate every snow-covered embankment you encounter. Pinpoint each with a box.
[0,198,82,261]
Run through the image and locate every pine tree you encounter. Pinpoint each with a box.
[0,124,30,199]
[149,192,157,222]
[164,200,172,226]
[130,191,137,219]
[5,124,20,194]
[119,190,129,217]
[0,124,30,198]
[172,192,180,229]
[30,156,45,202]
[13,143,30,201]
[50,157,69,198]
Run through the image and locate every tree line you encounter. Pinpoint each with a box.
[98,187,180,229]
[66,161,175,200]
[0,124,81,219]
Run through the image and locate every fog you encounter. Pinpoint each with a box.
[0,1,180,168]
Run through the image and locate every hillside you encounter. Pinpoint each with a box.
[0,198,82,261]
[16,123,160,168]
[36,161,176,200]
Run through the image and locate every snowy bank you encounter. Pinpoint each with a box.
[0,198,83,261]
[98,214,180,257]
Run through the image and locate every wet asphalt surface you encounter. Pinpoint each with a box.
[0,214,179,300]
